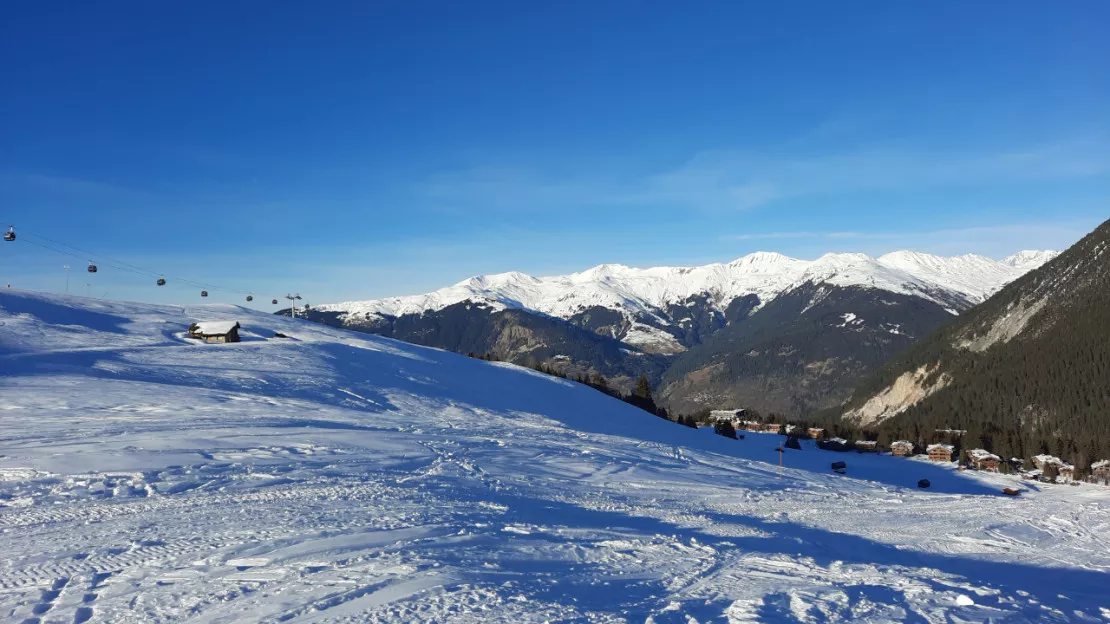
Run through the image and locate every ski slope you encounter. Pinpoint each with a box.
[1,290,1107,623]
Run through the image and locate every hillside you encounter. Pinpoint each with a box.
[840,218,1110,472]
[1,289,1108,622]
[306,250,1054,415]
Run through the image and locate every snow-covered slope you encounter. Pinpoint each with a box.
[319,250,1057,325]
[1,290,1106,622]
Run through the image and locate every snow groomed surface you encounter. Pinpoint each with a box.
[0,290,1107,622]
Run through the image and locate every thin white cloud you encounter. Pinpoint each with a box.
[721,220,1099,260]
[416,138,1110,213]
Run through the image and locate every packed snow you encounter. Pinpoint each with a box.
[318,250,1058,326]
[1,290,1107,623]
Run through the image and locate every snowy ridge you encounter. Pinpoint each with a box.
[0,289,1107,622]
[320,250,1057,323]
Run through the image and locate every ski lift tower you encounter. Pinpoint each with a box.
[285,293,302,318]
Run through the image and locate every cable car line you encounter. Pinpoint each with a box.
[3,222,297,306]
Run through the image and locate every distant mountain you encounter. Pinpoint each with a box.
[304,249,1056,413]
[838,220,1110,471]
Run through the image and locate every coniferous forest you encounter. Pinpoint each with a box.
[834,217,1110,476]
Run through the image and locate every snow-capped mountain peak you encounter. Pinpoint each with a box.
[1001,249,1060,270]
[317,249,1055,351]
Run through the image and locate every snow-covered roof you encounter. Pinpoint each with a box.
[1033,454,1071,468]
[808,427,825,432]
[967,449,1000,461]
[1092,460,1110,469]
[827,437,847,444]
[855,440,878,447]
[890,440,914,448]
[927,444,954,453]
[192,321,240,335]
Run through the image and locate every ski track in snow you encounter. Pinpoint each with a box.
[1,290,1108,623]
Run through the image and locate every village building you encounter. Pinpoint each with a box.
[855,440,878,452]
[741,420,762,432]
[818,437,849,451]
[762,423,781,434]
[807,427,825,440]
[1092,460,1110,480]
[1032,454,1067,470]
[889,440,914,457]
[966,449,1001,471]
[926,444,954,462]
[1032,454,1054,470]
[188,321,241,343]
[709,409,745,423]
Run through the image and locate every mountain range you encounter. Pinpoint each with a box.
[304,249,1057,415]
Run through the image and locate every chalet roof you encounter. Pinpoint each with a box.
[1034,454,1071,467]
[967,449,1000,461]
[192,321,240,335]
[890,440,914,448]
[1092,460,1110,469]
[827,437,847,444]
[855,440,877,447]
[808,427,824,432]
[927,444,954,453]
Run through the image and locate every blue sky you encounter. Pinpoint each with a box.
[1,1,1108,305]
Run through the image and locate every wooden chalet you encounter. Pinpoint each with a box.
[741,420,762,432]
[1032,454,1075,480]
[966,449,1001,471]
[1032,454,1055,470]
[709,409,745,423]
[854,440,878,453]
[807,427,825,440]
[818,437,849,452]
[763,423,782,434]
[926,444,954,462]
[188,321,241,343]
[1092,460,1110,480]
[889,440,914,457]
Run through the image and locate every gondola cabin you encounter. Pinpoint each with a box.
[188,321,241,343]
